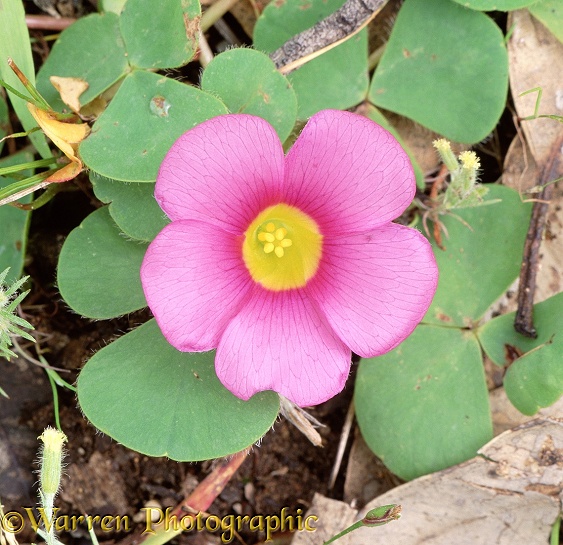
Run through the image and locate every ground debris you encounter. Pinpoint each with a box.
[294,398,563,545]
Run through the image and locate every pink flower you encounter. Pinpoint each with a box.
[140,110,438,407]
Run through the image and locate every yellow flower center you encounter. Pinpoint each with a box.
[242,203,323,291]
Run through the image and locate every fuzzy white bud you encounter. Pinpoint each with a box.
[38,427,67,496]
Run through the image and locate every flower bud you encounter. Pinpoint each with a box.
[459,150,480,191]
[433,138,459,173]
[38,427,67,496]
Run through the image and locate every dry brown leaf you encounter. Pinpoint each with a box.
[49,75,89,114]
[27,103,90,183]
[291,493,357,545]
[343,428,398,507]
[385,112,465,176]
[490,387,537,436]
[79,96,107,119]
[45,160,83,183]
[293,398,563,545]
[503,132,539,193]
[229,2,254,37]
[27,103,90,156]
[508,10,563,166]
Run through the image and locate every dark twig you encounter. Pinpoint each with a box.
[270,0,388,73]
[514,135,563,338]
[26,15,76,31]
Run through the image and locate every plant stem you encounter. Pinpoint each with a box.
[200,0,241,32]
[11,182,64,210]
[550,514,561,545]
[0,157,58,176]
[368,44,386,71]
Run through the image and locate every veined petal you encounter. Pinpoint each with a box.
[140,220,252,351]
[156,114,285,233]
[307,224,438,357]
[216,289,351,407]
[284,110,415,235]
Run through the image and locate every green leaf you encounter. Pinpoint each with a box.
[369,0,508,143]
[0,0,50,157]
[0,151,34,282]
[57,206,147,319]
[90,173,169,242]
[119,0,200,69]
[529,0,563,44]
[36,12,129,112]
[99,0,127,14]
[0,94,8,155]
[77,319,280,460]
[79,70,228,182]
[253,0,368,120]
[355,325,492,480]
[424,185,532,328]
[451,0,539,10]
[477,293,563,367]
[504,346,563,416]
[201,48,298,142]
[477,292,563,415]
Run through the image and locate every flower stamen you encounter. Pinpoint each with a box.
[258,232,275,242]
[257,224,293,258]
[275,228,286,240]
[243,203,322,291]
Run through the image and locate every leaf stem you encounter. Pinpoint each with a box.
[0,157,58,176]
[200,0,241,32]
[368,44,386,71]
[7,58,52,111]
[0,169,58,205]
[11,182,65,210]
[45,366,63,431]
[550,514,561,545]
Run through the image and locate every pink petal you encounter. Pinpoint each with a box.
[306,223,438,357]
[140,220,252,351]
[216,289,351,407]
[283,110,415,235]
[156,114,285,233]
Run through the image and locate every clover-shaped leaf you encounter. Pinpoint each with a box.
[80,71,228,182]
[370,0,508,143]
[119,0,201,69]
[477,292,563,415]
[36,12,128,112]
[78,319,280,460]
[57,206,147,319]
[90,173,169,242]
[356,325,492,480]
[201,48,298,142]
[253,0,368,119]
[424,185,532,328]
